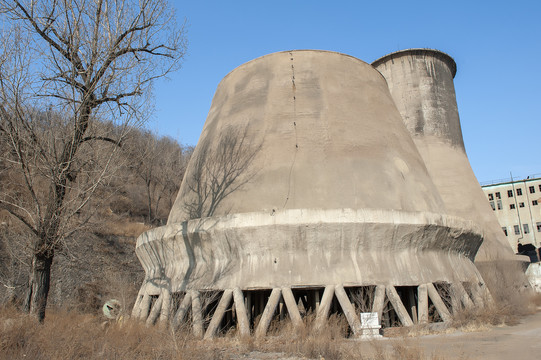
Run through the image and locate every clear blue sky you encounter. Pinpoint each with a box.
[150,0,540,183]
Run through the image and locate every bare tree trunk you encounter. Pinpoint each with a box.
[25,252,54,322]
[23,275,32,313]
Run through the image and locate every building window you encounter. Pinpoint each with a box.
[488,193,494,200]
[497,200,502,210]
[533,200,539,206]
[495,192,501,199]
[514,225,520,235]
[539,185,541,192]
[510,203,516,209]
[537,222,541,232]
[524,223,530,234]
[490,201,495,210]
[517,188,523,196]
[530,186,535,194]
[508,190,514,197]
[519,202,525,208]
[502,227,508,236]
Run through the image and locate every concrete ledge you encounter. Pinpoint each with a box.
[135,208,484,295]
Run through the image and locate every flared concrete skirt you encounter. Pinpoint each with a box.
[132,209,492,337]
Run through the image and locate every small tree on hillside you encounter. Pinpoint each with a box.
[0,0,186,321]
[125,130,190,224]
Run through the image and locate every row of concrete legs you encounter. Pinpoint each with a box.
[132,281,493,338]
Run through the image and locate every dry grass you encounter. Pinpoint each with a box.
[231,313,448,359]
[449,287,541,333]
[261,314,348,359]
[1,259,539,360]
[0,306,452,360]
[449,260,540,331]
[477,260,532,310]
[0,306,223,360]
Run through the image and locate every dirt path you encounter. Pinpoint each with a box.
[229,313,541,359]
[408,312,541,359]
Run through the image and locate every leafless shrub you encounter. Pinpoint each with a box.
[123,130,191,224]
[461,261,537,328]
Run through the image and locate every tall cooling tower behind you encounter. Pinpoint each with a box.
[132,50,492,338]
[372,49,517,263]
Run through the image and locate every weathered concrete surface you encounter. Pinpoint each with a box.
[168,50,446,222]
[134,50,489,328]
[372,49,517,263]
[136,208,484,295]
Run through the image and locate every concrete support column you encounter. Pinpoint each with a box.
[417,284,429,324]
[146,294,163,326]
[335,284,362,335]
[245,291,252,325]
[255,288,281,338]
[172,292,192,330]
[158,290,172,327]
[407,287,418,324]
[233,288,251,336]
[451,282,474,312]
[386,286,414,327]
[279,298,285,320]
[204,289,233,339]
[132,294,143,318]
[427,283,452,322]
[315,289,321,313]
[314,285,335,331]
[282,287,303,328]
[372,285,386,323]
[191,291,204,338]
[136,293,151,320]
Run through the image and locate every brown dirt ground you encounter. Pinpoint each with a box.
[382,311,541,359]
[232,312,541,359]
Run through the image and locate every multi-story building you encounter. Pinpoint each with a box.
[481,175,541,252]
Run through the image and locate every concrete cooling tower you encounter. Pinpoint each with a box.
[371,49,518,264]
[132,50,492,338]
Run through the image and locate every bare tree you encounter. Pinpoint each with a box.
[183,125,260,220]
[154,138,192,222]
[125,130,190,224]
[0,0,186,321]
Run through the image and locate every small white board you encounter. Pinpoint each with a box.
[359,312,382,339]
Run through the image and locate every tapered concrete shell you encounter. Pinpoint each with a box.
[169,50,448,221]
[135,50,485,298]
[372,49,517,263]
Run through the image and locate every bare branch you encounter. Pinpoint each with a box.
[80,135,120,146]
[0,200,38,235]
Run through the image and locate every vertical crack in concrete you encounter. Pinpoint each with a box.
[283,52,298,209]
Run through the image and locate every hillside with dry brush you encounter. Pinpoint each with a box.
[0,126,192,313]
